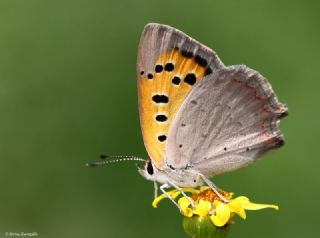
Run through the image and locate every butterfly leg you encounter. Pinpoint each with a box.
[159,183,182,212]
[168,182,195,209]
[196,173,230,203]
[154,181,158,200]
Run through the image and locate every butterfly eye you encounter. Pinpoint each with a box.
[146,160,154,175]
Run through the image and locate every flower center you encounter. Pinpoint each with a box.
[192,188,232,203]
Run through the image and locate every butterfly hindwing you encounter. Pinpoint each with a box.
[166,65,288,176]
[137,23,224,169]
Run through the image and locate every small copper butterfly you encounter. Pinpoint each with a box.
[88,23,288,208]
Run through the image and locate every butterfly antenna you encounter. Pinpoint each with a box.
[86,155,146,167]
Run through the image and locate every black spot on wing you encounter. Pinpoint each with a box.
[147,73,153,79]
[181,50,194,58]
[158,135,167,142]
[205,67,213,76]
[155,64,163,73]
[152,95,169,103]
[164,63,174,72]
[155,114,168,122]
[172,76,181,85]
[195,55,208,67]
[184,73,197,85]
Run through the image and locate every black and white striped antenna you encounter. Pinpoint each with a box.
[86,154,146,167]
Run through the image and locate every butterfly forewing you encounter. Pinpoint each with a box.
[166,65,288,176]
[137,23,224,169]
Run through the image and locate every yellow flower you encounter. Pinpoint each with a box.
[152,186,279,227]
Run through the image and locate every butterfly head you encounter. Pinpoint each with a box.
[138,158,204,188]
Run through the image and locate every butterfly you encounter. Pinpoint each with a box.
[89,23,288,208]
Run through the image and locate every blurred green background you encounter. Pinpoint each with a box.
[0,0,319,237]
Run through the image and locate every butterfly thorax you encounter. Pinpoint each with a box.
[138,159,204,188]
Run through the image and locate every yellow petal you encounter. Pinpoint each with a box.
[178,197,194,217]
[228,196,279,219]
[152,190,180,208]
[171,191,183,200]
[178,197,190,210]
[244,201,279,211]
[228,197,247,219]
[193,199,211,217]
[210,202,231,227]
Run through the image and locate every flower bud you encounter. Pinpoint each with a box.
[182,216,230,238]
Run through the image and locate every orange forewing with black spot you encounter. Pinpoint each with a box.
[139,49,208,169]
[137,24,223,169]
